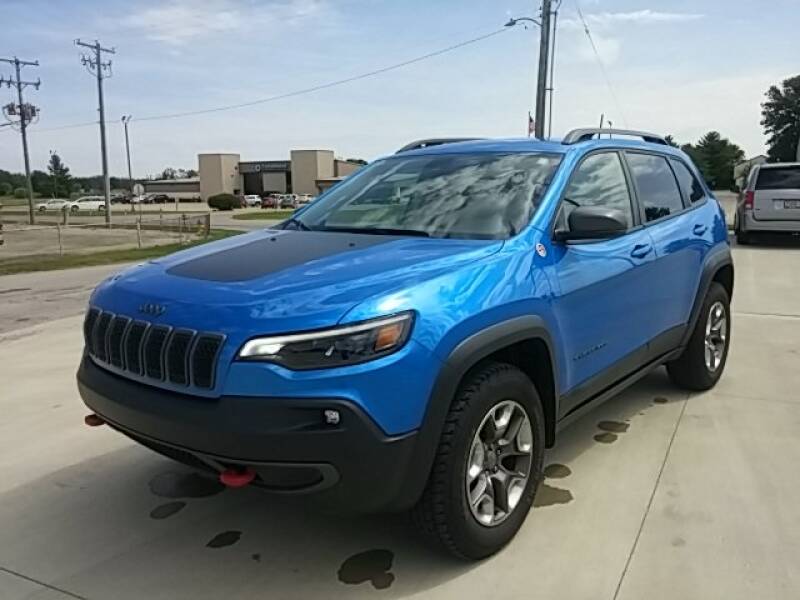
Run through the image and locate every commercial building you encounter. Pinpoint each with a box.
[197,150,363,201]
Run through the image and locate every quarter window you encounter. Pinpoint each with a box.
[670,159,705,204]
[559,152,633,230]
[627,153,684,222]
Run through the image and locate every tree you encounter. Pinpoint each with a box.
[761,74,800,163]
[46,152,72,197]
[0,182,12,196]
[160,167,178,180]
[682,131,744,190]
[664,135,679,148]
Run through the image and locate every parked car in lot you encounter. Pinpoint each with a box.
[146,194,171,204]
[78,129,733,560]
[261,194,279,209]
[735,162,800,244]
[297,194,314,206]
[244,195,262,207]
[35,198,70,212]
[279,194,299,209]
[69,196,107,213]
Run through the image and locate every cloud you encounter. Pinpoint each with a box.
[562,9,704,30]
[122,0,326,46]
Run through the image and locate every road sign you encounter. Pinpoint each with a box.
[132,183,144,196]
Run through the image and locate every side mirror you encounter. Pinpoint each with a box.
[554,206,629,241]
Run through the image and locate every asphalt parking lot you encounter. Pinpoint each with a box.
[1,236,799,599]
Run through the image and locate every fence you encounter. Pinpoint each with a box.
[0,205,211,260]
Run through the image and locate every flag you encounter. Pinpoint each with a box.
[528,112,535,137]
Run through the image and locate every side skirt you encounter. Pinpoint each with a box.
[555,325,684,435]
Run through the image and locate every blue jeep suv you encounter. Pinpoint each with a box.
[78,128,733,559]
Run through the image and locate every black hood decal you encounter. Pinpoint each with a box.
[166,230,397,282]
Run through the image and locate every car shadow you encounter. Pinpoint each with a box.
[0,370,684,599]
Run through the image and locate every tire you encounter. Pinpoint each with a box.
[70,206,78,214]
[667,282,731,391]
[411,362,545,559]
[38,207,46,213]
[735,229,751,245]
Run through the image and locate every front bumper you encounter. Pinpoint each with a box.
[77,357,422,513]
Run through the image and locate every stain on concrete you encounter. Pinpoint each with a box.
[671,536,686,547]
[338,549,395,590]
[543,464,571,479]
[593,432,618,444]
[15,317,31,322]
[597,420,629,434]
[534,483,574,507]
[206,531,242,549]
[251,553,261,562]
[0,288,32,295]
[149,501,186,520]
[654,396,668,404]
[149,471,225,499]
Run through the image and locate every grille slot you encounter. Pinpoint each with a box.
[108,316,131,368]
[84,308,100,352]
[166,330,195,385]
[144,326,171,380]
[125,321,149,375]
[83,308,224,390]
[191,335,224,389]
[92,312,113,362]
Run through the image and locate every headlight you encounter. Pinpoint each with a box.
[238,312,414,370]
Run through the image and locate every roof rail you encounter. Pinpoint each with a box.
[562,128,668,146]
[396,138,484,154]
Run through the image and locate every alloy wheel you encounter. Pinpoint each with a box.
[704,301,727,372]
[466,400,533,527]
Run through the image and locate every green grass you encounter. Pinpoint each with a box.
[231,210,294,221]
[0,229,242,276]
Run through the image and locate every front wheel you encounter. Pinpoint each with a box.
[667,282,731,390]
[70,206,78,214]
[412,362,545,559]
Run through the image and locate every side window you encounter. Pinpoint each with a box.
[559,152,633,230]
[670,158,705,204]
[626,153,684,222]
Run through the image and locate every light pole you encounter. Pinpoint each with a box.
[121,115,133,194]
[506,0,559,140]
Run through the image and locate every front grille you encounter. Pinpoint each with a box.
[84,308,224,389]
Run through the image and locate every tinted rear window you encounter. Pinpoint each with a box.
[756,167,800,190]
[626,153,684,222]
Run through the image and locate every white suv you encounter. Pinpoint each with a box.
[736,163,800,243]
[70,196,107,213]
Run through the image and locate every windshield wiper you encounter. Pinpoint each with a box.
[280,217,311,231]
[319,226,431,238]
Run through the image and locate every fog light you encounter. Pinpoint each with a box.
[323,409,340,425]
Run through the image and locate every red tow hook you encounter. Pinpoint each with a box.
[84,414,106,427]
[220,467,256,488]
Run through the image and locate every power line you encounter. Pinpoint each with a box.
[76,38,115,225]
[33,28,508,132]
[574,0,628,128]
[0,56,41,224]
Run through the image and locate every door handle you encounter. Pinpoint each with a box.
[630,243,652,259]
[693,224,708,236]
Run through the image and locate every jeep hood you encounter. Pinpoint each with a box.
[92,229,503,335]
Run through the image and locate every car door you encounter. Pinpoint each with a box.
[624,152,707,349]
[549,151,659,414]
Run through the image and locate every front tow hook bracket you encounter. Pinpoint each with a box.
[220,467,256,488]
[84,414,106,427]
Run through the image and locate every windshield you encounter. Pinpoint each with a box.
[292,152,562,239]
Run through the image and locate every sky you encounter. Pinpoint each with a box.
[0,0,798,177]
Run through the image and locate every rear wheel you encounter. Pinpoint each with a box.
[667,282,731,390]
[412,362,545,559]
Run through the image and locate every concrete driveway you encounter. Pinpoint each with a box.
[1,238,798,599]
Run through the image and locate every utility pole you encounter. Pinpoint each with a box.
[76,39,115,225]
[121,115,133,194]
[0,57,40,225]
[534,0,553,139]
